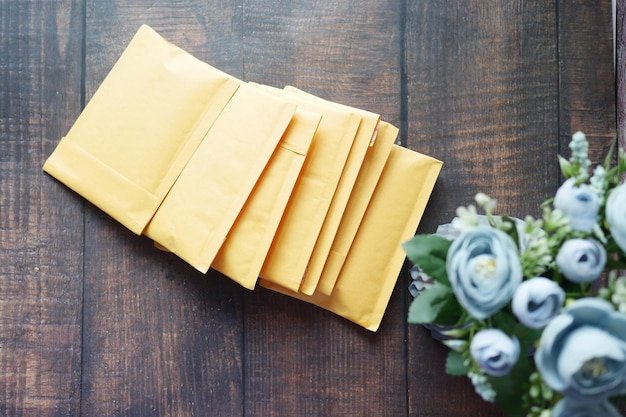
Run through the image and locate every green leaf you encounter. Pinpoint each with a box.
[558,155,574,178]
[402,234,452,284]
[603,138,617,171]
[514,324,542,349]
[435,294,463,325]
[407,282,455,324]
[491,311,518,335]
[501,215,521,249]
[488,355,533,417]
[445,350,468,376]
[606,257,626,270]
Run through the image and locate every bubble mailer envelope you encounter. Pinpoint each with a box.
[260,145,442,331]
[255,85,362,292]
[211,108,322,289]
[143,82,297,273]
[43,24,242,235]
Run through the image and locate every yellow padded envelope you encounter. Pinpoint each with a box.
[284,87,381,295]
[211,108,322,289]
[256,85,362,292]
[315,121,398,295]
[43,25,240,234]
[144,82,297,273]
[260,145,442,331]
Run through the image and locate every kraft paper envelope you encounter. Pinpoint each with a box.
[43,24,241,234]
[144,81,297,273]
[260,145,442,331]
[315,121,398,296]
[283,87,381,295]
[210,108,322,289]
[256,85,362,292]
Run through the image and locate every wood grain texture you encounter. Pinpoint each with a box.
[405,1,559,416]
[558,0,616,164]
[617,0,625,149]
[0,1,618,416]
[244,286,407,417]
[241,2,407,416]
[559,2,620,415]
[0,1,84,416]
[242,0,403,126]
[405,1,616,416]
[80,2,246,416]
[406,0,560,224]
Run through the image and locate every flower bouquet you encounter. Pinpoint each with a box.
[403,132,626,417]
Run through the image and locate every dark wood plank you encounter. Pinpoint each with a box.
[558,0,616,163]
[0,2,613,416]
[405,1,561,416]
[242,0,404,128]
[617,0,625,149]
[406,0,560,222]
[241,1,407,416]
[80,2,247,416]
[560,1,621,415]
[244,288,408,417]
[0,1,84,415]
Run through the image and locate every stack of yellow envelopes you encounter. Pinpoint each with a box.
[43,24,442,332]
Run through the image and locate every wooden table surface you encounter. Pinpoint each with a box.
[0,1,619,416]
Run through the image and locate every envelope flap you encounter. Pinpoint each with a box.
[43,24,240,234]
[144,83,297,273]
[260,145,442,331]
[257,85,363,291]
[43,138,161,234]
[212,108,322,288]
[315,121,398,295]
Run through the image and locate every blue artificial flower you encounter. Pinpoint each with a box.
[446,226,522,319]
[555,238,606,283]
[606,182,626,253]
[470,329,520,377]
[535,298,626,404]
[553,178,600,232]
[552,398,623,417]
[468,371,496,402]
[511,277,565,329]
[569,131,592,178]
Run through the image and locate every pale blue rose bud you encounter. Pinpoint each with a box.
[446,226,522,319]
[553,178,600,232]
[555,238,606,283]
[535,298,626,404]
[552,399,623,417]
[512,277,564,329]
[470,329,520,377]
[606,182,626,253]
